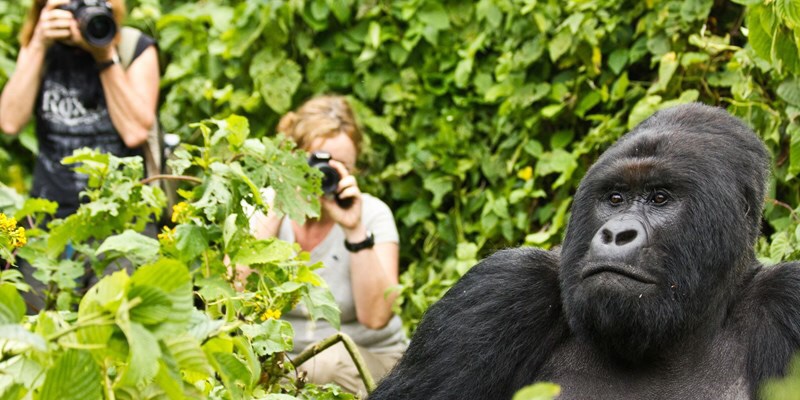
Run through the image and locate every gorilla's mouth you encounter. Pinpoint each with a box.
[581,263,657,284]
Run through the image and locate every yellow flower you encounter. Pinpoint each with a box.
[9,227,26,248]
[0,213,26,248]
[157,226,177,242]
[260,309,282,321]
[171,201,192,223]
[517,166,533,181]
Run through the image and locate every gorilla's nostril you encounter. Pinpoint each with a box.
[601,229,613,244]
[615,230,638,246]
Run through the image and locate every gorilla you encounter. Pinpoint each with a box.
[371,103,800,399]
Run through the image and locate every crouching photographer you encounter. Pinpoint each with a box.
[249,95,408,396]
[0,0,160,310]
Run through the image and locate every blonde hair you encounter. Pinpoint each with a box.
[20,0,127,46]
[277,95,362,155]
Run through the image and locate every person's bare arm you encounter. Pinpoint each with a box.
[0,0,71,134]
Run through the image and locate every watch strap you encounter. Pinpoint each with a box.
[97,54,120,71]
[344,231,375,252]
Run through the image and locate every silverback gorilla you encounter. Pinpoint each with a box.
[371,103,800,399]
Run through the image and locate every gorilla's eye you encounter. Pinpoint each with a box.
[608,193,624,205]
[651,191,669,205]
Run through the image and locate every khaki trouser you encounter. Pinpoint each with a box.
[296,342,405,398]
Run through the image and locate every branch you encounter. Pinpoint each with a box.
[291,332,376,393]
[140,174,202,185]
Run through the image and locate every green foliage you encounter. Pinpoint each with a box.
[0,117,348,398]
[3,0,800,396]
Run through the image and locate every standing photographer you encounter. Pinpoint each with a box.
[0,0,159,218]
[250,95,407,396]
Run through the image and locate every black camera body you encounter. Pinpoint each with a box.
[308,151,353,208]
[59,0,117,47]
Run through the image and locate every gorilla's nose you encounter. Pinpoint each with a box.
[589,218,647,263]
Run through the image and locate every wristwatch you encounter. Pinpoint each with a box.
[344,231,375,252]
[97,53,120,71]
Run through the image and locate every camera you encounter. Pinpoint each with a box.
[308,151,353,208]
[308,151,341,195]
[59,0,117,47]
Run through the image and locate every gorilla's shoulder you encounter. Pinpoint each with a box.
[741,263,800,384]
[461,246,559,282]
[423,246,565,343]
[746,262,800,318]
[370,247,566,400]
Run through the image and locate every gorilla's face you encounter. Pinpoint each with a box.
[558,104,769,362]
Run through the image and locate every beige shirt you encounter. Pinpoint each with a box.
[281,194,407,352]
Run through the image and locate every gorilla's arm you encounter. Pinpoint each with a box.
[745,263,800,394]
[370,247,568,400]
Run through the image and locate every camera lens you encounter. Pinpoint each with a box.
[317,164,340,195]
[78,8,116,47]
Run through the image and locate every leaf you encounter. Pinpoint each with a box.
[39,350,102,400]
[239,319,295,356]
[117,319,161,387]
[0,325,47,352]
[251,50,303,114]
[0,283,24,324]
[14,198,58,220]
[417,2,450,30]
[548,29,572,62]
[513,382,561,400]
[628,95,663,129]
[163,333,214,377]
[128,285,172,326]
[648,52,678,94]
[130,259,193,337]
[778,77,800,106]
[770,231,793,262]
[96,229,160,266]
[303,286,341,330]
[788,123,800,179]
[746,5,774,63]
[213,114,250,149]
[608,49,628,75]
[235,238,295,266]
[212,352,252,396]
[174,224,209,262]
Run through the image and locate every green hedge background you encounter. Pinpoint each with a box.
[2,0,800,330]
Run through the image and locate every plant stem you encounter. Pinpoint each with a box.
[140,174,203,185]
[291,333,375,393]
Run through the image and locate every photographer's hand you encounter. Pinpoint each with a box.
[322,160,364,236]
[0,0,70,134]
[32,0,73,48]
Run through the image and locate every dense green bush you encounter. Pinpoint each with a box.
[122,0,800,330]
[2,1,800,396]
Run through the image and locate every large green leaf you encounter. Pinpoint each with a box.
[129,259,193,337]
[0,283,24,324]
[117,319,161,387]
[39,350,102,400]
[96,229,160,266]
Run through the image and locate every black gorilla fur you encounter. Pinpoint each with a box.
[371,103,800,399]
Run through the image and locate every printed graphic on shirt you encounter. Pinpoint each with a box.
[40,80,105,130]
